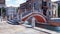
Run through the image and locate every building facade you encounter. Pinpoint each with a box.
[18,0,52,20]
[17,0,60,27]
[52,2,58,18]
[6,7,17,20]
[0,0,5,16]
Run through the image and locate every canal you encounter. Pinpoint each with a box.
[36,23,60,33]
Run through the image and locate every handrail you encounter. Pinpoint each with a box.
[22,12,33,19]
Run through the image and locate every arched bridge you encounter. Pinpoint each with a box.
[22,12,47,24]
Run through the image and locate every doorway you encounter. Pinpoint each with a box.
[43,9,47,16]
[0,8,1,16]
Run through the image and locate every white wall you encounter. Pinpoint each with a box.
[6,7,17,15]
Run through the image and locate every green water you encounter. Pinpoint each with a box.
[45,26,60,32]
[35,23,60,33]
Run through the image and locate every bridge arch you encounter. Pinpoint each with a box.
[22,13,47,24]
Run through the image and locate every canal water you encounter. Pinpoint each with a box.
[23,19,60,33]
[23,20,60,33]
[35,23,60,33]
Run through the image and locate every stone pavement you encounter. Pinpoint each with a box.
[0,21,48,34]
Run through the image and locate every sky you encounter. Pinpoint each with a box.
[6,0,27,7]
[6,0,58,7]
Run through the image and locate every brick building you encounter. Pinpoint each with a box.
[17,0,60,27]
[18,0,52,20]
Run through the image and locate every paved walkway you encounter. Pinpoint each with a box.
[0,21,48,34]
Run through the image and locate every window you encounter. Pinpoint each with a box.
[43,9,47,16]
[42,1,47,6]
[49,11,51,15]
[49,3,51,7]
[43,2,47,6]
